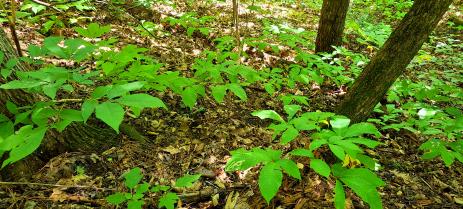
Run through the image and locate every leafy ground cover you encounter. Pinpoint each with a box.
[0,0,462,208]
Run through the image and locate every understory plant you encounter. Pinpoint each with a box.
[226,106,385,209]
[107,167,201,209]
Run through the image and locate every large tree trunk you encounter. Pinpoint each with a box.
[336,0,454,123]
[315,0,350,53]
[0,28,119,180]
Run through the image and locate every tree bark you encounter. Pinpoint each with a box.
[315,0,350,53]
[336,0,454,123]
[0,28,119,180]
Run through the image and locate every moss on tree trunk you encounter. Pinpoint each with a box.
[336,0,454,123]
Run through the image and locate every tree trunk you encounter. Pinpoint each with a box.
[0,28,119,180]
[336,0,454,123]
[315,0,350,53]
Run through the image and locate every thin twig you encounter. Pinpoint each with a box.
[8,0,23,57]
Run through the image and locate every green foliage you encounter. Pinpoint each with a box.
[252,106,333,144]
[332,164,385,209]
[75,23,111,38]
[310,117,382,169]
[225,148,300,203]
[0,125,47,168]
[419,139,463,167]
[107,168,200,209]
[163,12,214,37]
[234,109,384,207]
[175,174,201,187]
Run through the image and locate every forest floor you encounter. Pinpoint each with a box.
[1,1,462,208]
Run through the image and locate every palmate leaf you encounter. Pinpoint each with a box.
[127,200,144,209]
[158,192,179,209]
[175,174,201,187]
[106,192,126,205]
[122,167,143,189]
[258,162,282,204]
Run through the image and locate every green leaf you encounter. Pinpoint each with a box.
[1,126,47,168]
[259,162,282,204]
[175,174,201,187]
[181,87,197,110]
[106,192,126,205]
[310,159,331,178]
[55,109,83,132]
[345,137,382,149]
[225,148,281,171]
[151,185,170,192]
[127,200,144,209]
[0,80,46,89]
[333,165,385,209]
[283,105,301,120]
[289,148,314,158]
[81,99,98,122]
[345,123,381,138]
[329,144,346,160]
[107,82,145,99]
[211,85,227,103]
[227,83,248,101]
[252,110,284,122]
[330,117,351,129]
[276,159,301,180]
[123,167,143,189]
[280,126,299,144]
[75,23,111,38]
[291,117,318,131]
[92,85,112,99]
[116,94,166,109]
[334,180,346,209]
[0,121,14,139]
[134,182,150,197]
[101,62,116,75]
[158,192,179,209]
[95,102,124,133]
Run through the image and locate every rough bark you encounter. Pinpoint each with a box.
[0,28,119,180]
[315,0,350,53]
[336,0,454,123]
